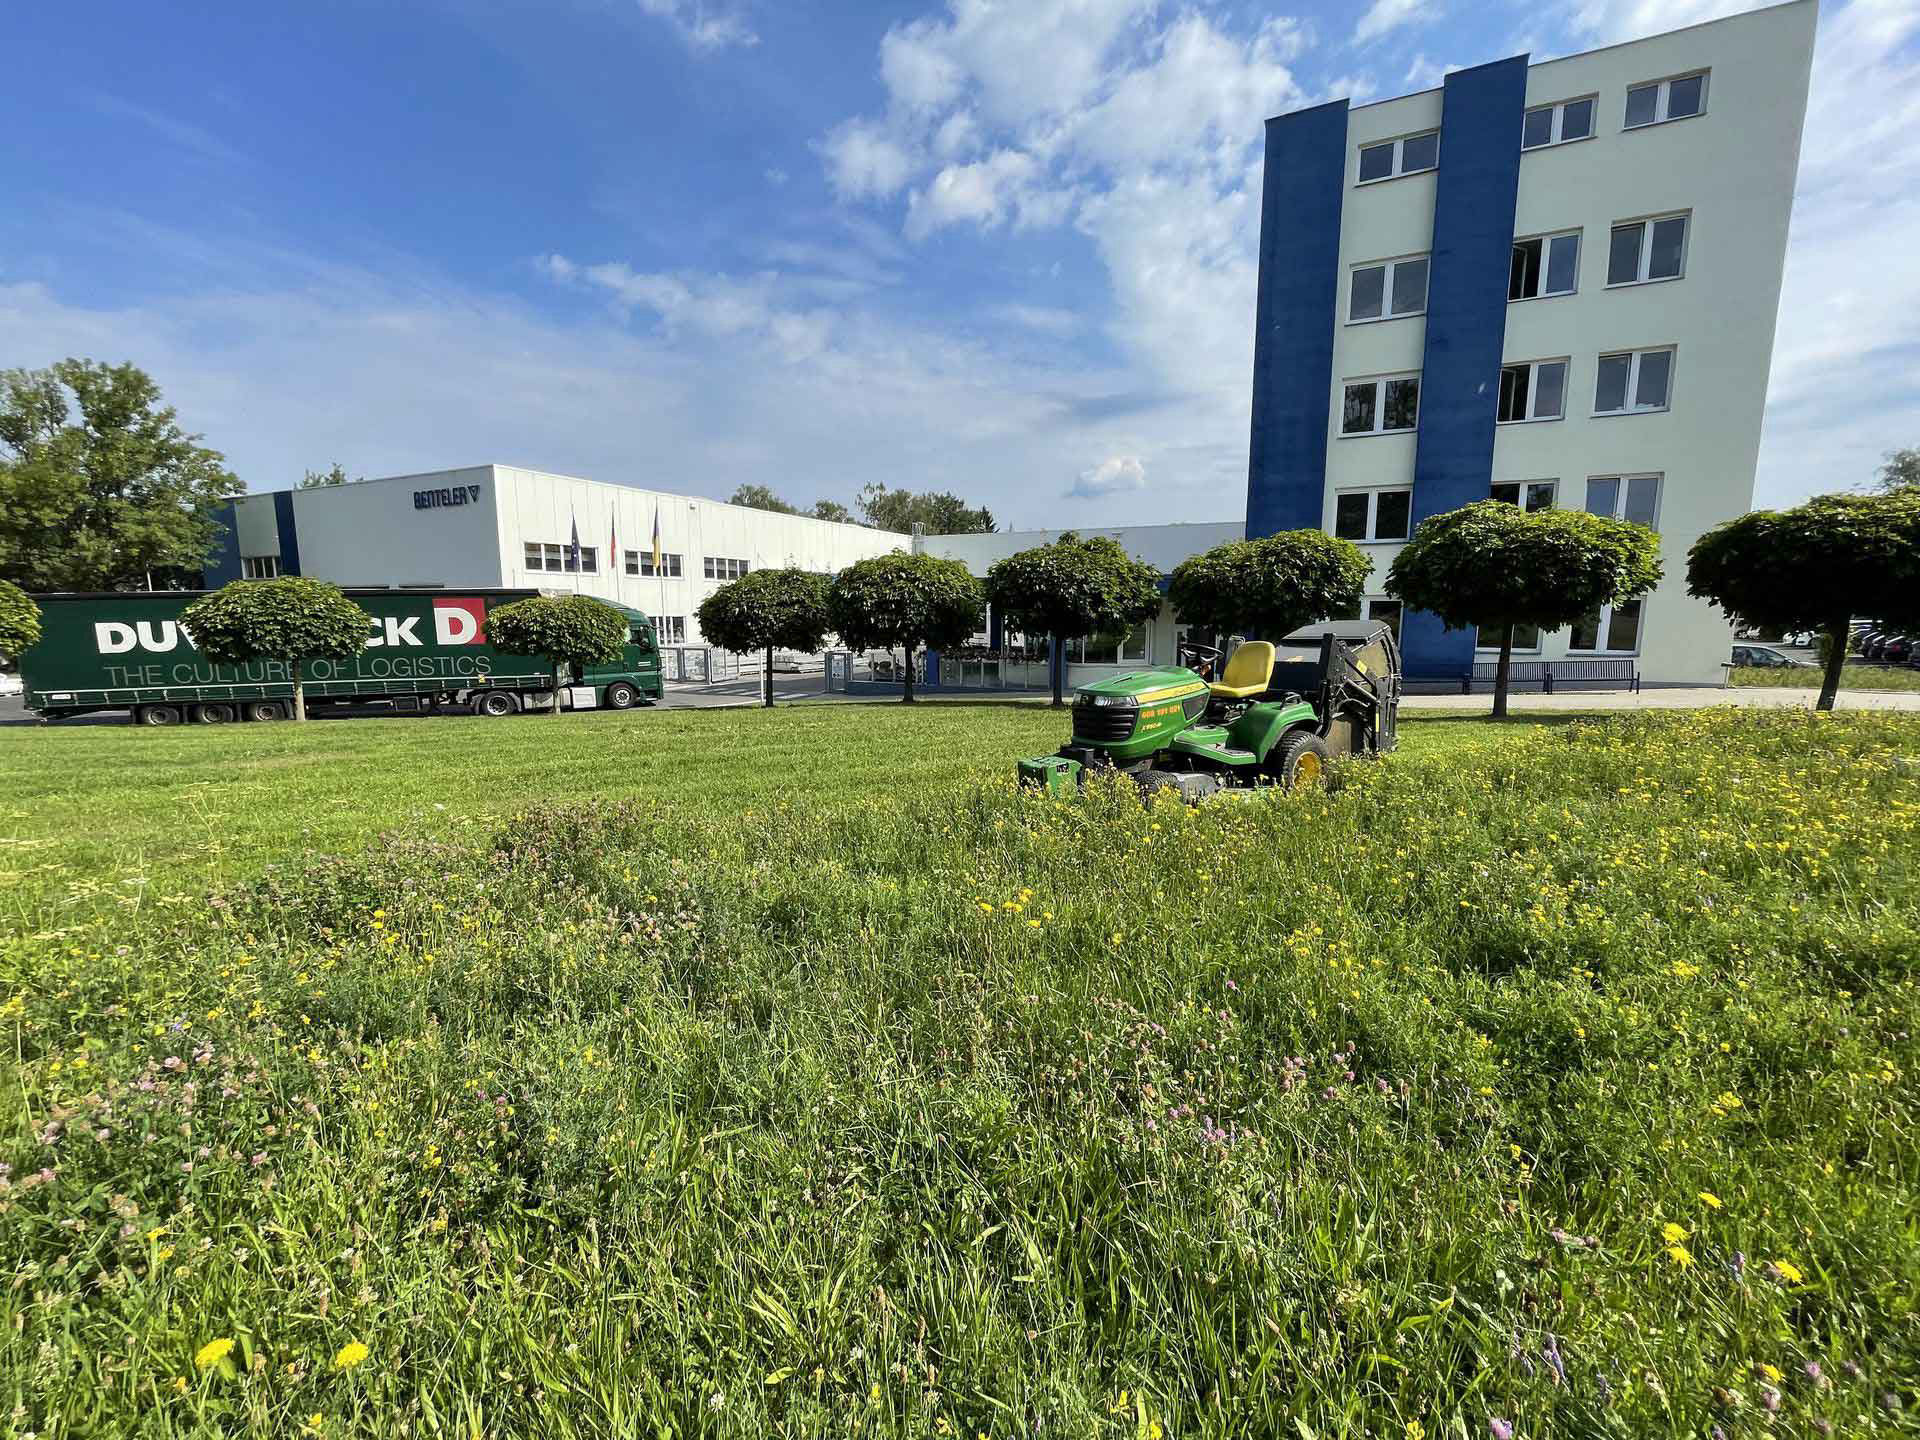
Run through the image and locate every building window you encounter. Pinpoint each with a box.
[1521,96,1596,149]
[703,556,750,581]
[1365,598,1402,639]
[1349,256,1429,323]
[1333,487,1413,542]
[1491,480,1557,512]
[1570,598,1645,654]
[1356,130,1439,184]
[572,546,598,575]
[1509,231,1580,301]
[625,550,684,577]
[1607,213,1689,286]
[537,543,564,572]
[1497,359,1569,423]
[650,615,687,645]
[1073,628,1149,665]
[1594,348,1674,414]
[1585,473,1662,529]
[1476,622,1543,653]
[1625,72,1707,129]
[240,555,280,579]
[1341,375,1420,436]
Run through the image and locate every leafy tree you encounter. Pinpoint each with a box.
[1169,530,1372,649]
[810,500,854,524]
[856,484,994,536]
[985,533,1163,707]
[826,551,983,703]
[1388,501,1662,718]
[179,577,371,722]
[0,360,243,590]
[1688,491,1920,711]
[0,579,42,660]
[486,594,630,713]
[696,568,832,707]
[730,483,802,515]
[301,463,356,488]
[1875,448,1920,494]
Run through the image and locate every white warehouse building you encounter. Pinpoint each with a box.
[205,464,908,647]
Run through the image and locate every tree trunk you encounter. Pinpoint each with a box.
[764,645,775,707]
[902,646,915,704]
[552,663,563,713]
[1816,618,1848,713]
[292,675,306,722]
[1050,631,1064,709]
[1492,623,1515,720]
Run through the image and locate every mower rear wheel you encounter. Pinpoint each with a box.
[1273,731,1333,790]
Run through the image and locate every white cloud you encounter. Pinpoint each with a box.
[1567,0,1765,45]
[764,167,788,186]
[1402,53,1454,90]
[905,149,1041,239]
[1353,0,1435,46]
[988,303,1082,336]
[1070,454,1147,498]
[633,0,757,51]
[881,20,967,111]
[820,119,915,201]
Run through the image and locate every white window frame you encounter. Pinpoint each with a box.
[1490,480,1558,512]
[1593,347,1675,416]
[1340,373,1421,437]
[1072,628,1149,666]
[1356,130,1440,185]
[1569,597,1647,656]
[573,546,598,575]
[1347,254,1430,324]
[542,543,565,573]
[526,543,545,571]
[1509,230,1581,302]
[240,555,280,579]
[1364,597,1402,639]
[1521,95,1597,150]
[1332,486,1413,543]
[1606,212,1690,288]
[1624,71,1708,130]
[1497,358,1570,424]
[1584,472,1663,530]
[704,556,749,581]
[651,615,687,645]
[1475,622,1544,655]
[630,551,683,578]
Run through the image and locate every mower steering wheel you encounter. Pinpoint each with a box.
[1179,640,1223,666]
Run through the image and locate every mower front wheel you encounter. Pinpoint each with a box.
[1273,731,1333,790]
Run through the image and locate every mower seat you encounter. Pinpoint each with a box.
[1210,641,1276,700]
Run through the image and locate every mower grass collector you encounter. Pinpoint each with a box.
[1017,620,1402,802]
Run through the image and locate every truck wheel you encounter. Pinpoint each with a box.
[245,701,288,722]
[137,704,182,726]
[473,691,520,717]
[604,682,639,709]
[1273,731,1333,790]
[192,703,236,724]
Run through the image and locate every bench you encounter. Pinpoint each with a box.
[1460,658,1640,694]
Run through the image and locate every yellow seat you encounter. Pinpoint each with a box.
[1209,641,1276,700]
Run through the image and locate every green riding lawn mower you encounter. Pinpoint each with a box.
[1017,620,1402,802]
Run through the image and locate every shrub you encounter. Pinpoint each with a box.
[696,568,832,707]
[178,576,370,720]
[487,594,630,711]
[826,551,983,702]
[986,534,1162,706]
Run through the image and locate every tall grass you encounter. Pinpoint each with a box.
[3,708,1916,1437]
[1729,663,1920,693]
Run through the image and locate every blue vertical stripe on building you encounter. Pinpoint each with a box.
[272,490,303,576]
[1245,100,1349,541]
[1398,55,1529,679]
[203,501,241,587]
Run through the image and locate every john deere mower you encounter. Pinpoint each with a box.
[1017,620,1401,802]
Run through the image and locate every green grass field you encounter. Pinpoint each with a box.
[1729,663,1920,693]
[3,705,1917,1437]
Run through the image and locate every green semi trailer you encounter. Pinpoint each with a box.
[18,589,665,724]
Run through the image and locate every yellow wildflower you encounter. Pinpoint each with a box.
[1661,1222,1688,1245]
[1698,1191,1723,1210]
[1667,1244,1694,1269]
[333,1341,369,1371]
[1758,1363,1783,1383]
[1771,1260,1805,1283]
[195,1338,234,1370]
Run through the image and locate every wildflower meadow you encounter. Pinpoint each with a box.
[2,705,1916,1437]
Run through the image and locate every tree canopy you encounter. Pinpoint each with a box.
[826,551,983,703]
[1688,490,1920,710]
[0,579,42,659]
[1388,500,1663,716]
[729,483,802,516]
[301,463,356,488]
[179,577,371,721]
[1876,448,1920,494]
[986,533,1163,705]
[488,595,630,670]
[857,484,994,536]
[1168,531,1372,640]
[0,359,243,590]
[696,567,833,706]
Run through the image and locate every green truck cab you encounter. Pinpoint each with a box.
[19,588,664,724]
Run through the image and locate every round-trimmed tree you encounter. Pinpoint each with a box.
[487,594,630,712]
[985,533,1163,707]
[179,577,371,721]
[1387,500,1663,718]
[1688,491,1920,711]
[826,551,983,704]
[1167,530,1372,649]
[696,567,832,707]
[0,579,42,660]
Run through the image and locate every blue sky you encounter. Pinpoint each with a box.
[3,0,1915,527]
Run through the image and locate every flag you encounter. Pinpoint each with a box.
[609,505,617,573]
[569,511,581,572]
[651,507,662,571]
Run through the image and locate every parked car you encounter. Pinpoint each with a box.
[1731,644,1811,669]
[1884,634,1914,664]
[0,671,21,698]
[1860,631,1890,660]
